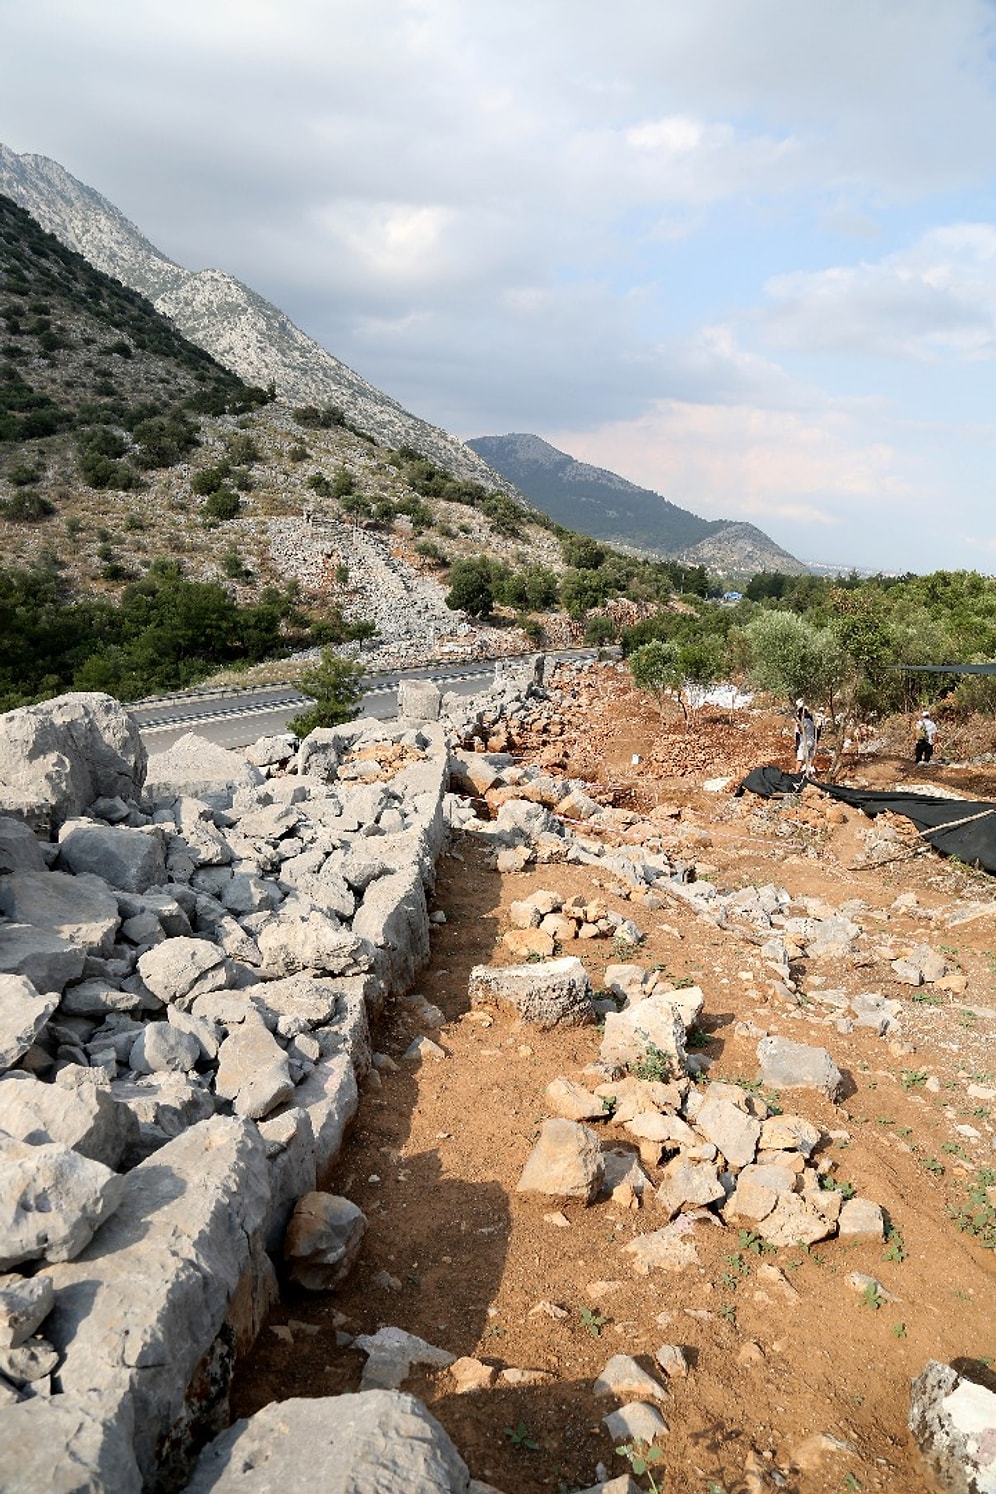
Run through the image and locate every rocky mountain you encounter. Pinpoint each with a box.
[468,432,809,575]
[0,144,511,493]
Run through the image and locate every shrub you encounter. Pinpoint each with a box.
[203,487,241,522]
[288,650,365,737]
[192,462,231,496]
[5,461,41,487]
[446,557,495,618]
[585,615,616,646]
[0,490,54,522]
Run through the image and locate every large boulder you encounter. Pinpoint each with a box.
[0,817,48,874]
[57,822,167,894]
[0,1070,137,1169]
[144,733,263,812]
[910,1360,996,1494]
[0,1135,125,1269]
[138,937,232,1009]
[184,1390,471,1493]
[516,1118,604,1202]
[0,924,86,993]
[283,1192,367,1291]
[756,1036,843,1101]
[468,956,595,1030]
[0,693,146,834]
[0,973,58,1072]
[0,869,120,956]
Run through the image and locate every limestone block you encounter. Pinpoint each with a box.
[758,1113,821,1157]
[0,1069,136,1169]
[138,937,232,1009]
[0,924,86,994]
[756,1036,843,1100]
[0,973,57,1072]
[351,866,428,995]
[469,956,595,1030]
[353,1329,456,1392]
[655,1157,725,1218]
[257,897,374,980]
[144,733,264,812]
[624,1221,700,1274]
[0,1272,54,1349]
[516,1118,604,1203]
[0,1135,125,1269]
[129,1022,201,1076]
[397,678,442,722]
[284,1053,359,1173]
[45,1117,270,1484]
[594,1353,668,1403]
[57,822,166,894]
[283,1192,366,1291]
[694,1094,761,1169]
[600,994,688,1075]
[756,1192,837,1248]
[909,1360,996,1494]
[184,1391,469,1494]
[838,1197,885,1240]
[546,1076,606,1122]
[0,692,146,835]
[0,1391,141,1492]
[0,817,48,874]
[110,1072,217,1162]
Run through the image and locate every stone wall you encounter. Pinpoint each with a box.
[0,693,451,1490]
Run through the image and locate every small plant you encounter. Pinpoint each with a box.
[615,1441,665,1492]
[738,1229,774,1256]
[923,1156,945,1177]
[718,1303,737,1325]
[631,1044,673,1084]
[883,1225,906,1264]
[843,1474,862,1492]
[900,1069,929,1090]
[504,1422,538,1452]
[600,1095,617,1117]
[685,1027,711,1050]
[861,1282,884,1311]
[579,1306,608,1338]
[911,990,942,1006]
[949,1167,996,1248]
[819,1175,857,1200]
[892,1321,907,1339]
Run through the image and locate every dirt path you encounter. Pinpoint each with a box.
[233,673,996,1494]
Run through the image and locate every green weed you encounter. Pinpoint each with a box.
[504,1422,539,1452]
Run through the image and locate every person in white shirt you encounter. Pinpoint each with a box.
[914,711,938,764]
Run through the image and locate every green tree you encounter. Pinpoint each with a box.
[744,609,840,706]
[288,650,365,738]
[629,639,682,724]
[446,557,495,618]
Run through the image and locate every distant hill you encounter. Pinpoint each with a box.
[467,432,809,576]
[0,144,512,494]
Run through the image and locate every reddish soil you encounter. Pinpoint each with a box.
[233,668,996,1494]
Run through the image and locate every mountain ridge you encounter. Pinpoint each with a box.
[466,432,809,575]
[0,145,513,495]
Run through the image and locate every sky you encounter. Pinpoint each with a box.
[3,0,996,573]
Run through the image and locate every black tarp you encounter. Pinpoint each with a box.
[736,765,809,798]
[736,764,996,873]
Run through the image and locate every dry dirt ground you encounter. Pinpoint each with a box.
[233,670,996,1494]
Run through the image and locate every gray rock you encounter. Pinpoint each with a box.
[57,822,166,894]
[397,678,442,722]
[656,1157,726,1218]
[838,1197,885,1240]
[0,924,86,994]
[128,1022,201,1075]
[624,1221,700,1274]
[910,1360,996,1494]
[45,1117,271,1485]
[243,734,297,769]
[0,1334,59,1384]
[184,1390,470,1493]
[516,1119,604,1203]
[600,993,688,1075]
[59,978,143,1017]
[0,1273,54,1349]
[546,1076,607,1121]
[256,897,373,979]
[283,1192,367,1291]
[353,1328,456,1392]
[0,973,57,1072]
[0,1135,125,1269]
[468,956,595,1030]
[0,1391,142,1492]
[594,1353,668,1403]
[215,1016,294,1121]
[756,1036,843,1100]
[109,1072,217,1161]
[0,692,146,835]
[756,1192,837,1248]
[0,869,121,959]
[138,937,231,1009]
[694,1093,761,1169]
[0,817,48,874]
[144,733,264,811]
[601,1401,668,1444]
[0,1070,136,1169]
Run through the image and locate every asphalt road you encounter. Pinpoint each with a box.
[133,651,598,755]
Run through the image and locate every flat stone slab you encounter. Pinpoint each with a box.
[352,1327,456,1392]
[0,973,57,1072]
[468,956,595,1029]
[756,1036,843,1100]
[184,1390,470,1493]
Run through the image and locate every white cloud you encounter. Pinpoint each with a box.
[762,225,996,360]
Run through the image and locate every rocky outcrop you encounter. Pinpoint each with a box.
[0,693,450,1487]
